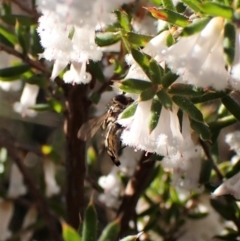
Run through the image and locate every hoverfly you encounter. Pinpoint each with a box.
[77,95,133,166]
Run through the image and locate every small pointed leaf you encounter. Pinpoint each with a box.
[162,72,178,88]
[181,17,210,36]
[62,222,82,241]
[119,79,152,94]
[149,98,162,133]
[0,64,30,81]
[222,95,240,122]
[140,87,156,101]
[126,32,152,47]
[95,32,121,47]
[172,95,203,122]
[199,2,233,19]
[168,83,205,96]
[156,89,172,109]
[224,22,236,66]
[82,201,97,241]
[146,7,189,27]
[98,220,120,241]
[119,101,138,119]
[115,10,132,31]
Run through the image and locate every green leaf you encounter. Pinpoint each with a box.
[1,14,35,26]
[140,87,156,101]
[0,64,30,81]
[191,90,230,103]
[182,0,202,12]
[30,25,43,56]
[199,2,233,19]
[148,58,163,84]
[156,89,172,109]
[62,222,82,241]
[210,199,237,221]
[190,118,211,141]
[89,61,105,83]
[114,10,132,31]
[0,24,18,45]
[30,104,50,111]
[95,32,121,47]
[172,95,203,122]
[131,48,163,84]
[146,7,189,27]
[15,22,29,56]
[98,220,120,241]
[162,0,175,11]
[222,95,240,122]
[120,234,141,241]
[181,18,210,36]
[119,79,152,94]
[82,201,97,241]
[224,22,235,66]
[126,32,152,47]
[148,98,162,133]
[162,72,178,88]
[168,83,205,96]
[90,92,101,104]
[0,33,14,47]
[120,101,138,119]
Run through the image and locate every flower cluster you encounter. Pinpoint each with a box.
[37,0,133,84]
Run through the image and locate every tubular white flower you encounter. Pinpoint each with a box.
[161,114,203,191]
[118,101,183,156]
[13,83,39,117]
[213,172,240,199]
[37,0,132,84]
[43,159,60,197]
[161,17,229,90]
[8,163,27,198]
[230,28,240,90]
[20,206,37,241]
[225,131,240,156]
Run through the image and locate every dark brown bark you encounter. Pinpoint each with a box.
[64,84,89,229]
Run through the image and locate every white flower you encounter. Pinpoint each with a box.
[20,206,37,241]
[8,163,27,198]
[229,28,240,90]
[161,114,203,191]
[213,172,240,199]
[0,199,13,240]
[13,83,39,117]
[177,196,224,241]
[118,101,182,155]
[37,0,132,84]
[161,17,229,90]
[98,168,123,208]
[225,131,240,156]
[43,159,60,197]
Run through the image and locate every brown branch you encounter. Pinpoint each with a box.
[0,43,66,89]
[64,84,89,229]
[0,137,62,241]
[10,0,40,18]
[116,154,155,237]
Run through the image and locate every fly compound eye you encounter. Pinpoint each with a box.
[113,95,129,106]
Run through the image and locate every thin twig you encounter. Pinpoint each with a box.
[116,153,155,237]
[0,137,62,241]
[199,139,223,181]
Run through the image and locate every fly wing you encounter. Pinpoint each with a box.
[77,113,109,141]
